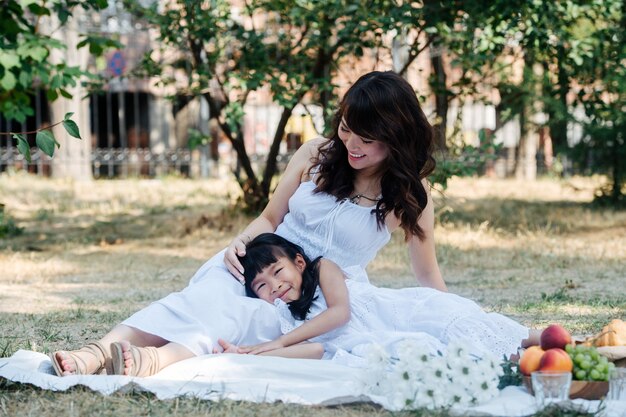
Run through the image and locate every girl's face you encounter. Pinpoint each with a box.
[338,118,389,174]
[250,254,305,304]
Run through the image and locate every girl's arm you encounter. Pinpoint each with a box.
[242,259,351,355]
[224,139,324,280]
[215,338,324,359]
[408,184,447,291]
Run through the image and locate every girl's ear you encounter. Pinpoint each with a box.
[294,253,306,272]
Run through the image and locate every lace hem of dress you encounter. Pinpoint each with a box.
[442,314,529,359]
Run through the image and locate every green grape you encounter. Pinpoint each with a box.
[565,344,574,354]
[574,353,585,364]
[567,344,613,381]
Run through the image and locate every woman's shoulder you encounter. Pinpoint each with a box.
[299,137,328,160]
[296,137,328,181]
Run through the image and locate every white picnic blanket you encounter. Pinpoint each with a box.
[1,350,624,416]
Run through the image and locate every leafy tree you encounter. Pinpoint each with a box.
[570,0,625,205]
[127,0,408,211]
[0,0,117,160]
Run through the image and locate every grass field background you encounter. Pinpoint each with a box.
[1,172,624,416]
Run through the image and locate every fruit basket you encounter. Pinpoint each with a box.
[523,377,609,400]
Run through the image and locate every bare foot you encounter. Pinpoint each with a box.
[119,340,134,375]
[53,351,92,376]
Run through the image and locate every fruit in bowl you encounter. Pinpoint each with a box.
[520,324,614,400]
[539,348,573,372]
[541,324,572,350]
[520,346,545,376]
[566,343,615,382]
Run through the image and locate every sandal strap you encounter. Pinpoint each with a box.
[55,341,108,375]
[130,345,160,377]
[111,342,160,377]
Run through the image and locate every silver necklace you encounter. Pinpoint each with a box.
[349,194,380,204]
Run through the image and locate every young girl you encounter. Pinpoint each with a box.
[221,233,533,365]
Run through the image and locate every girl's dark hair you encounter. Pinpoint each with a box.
[312,71,436,241]
[238,233,321,320]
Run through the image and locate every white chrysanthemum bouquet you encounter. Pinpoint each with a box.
[361,340,505,410]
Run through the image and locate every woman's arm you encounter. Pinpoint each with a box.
[224,139,324,280]
[408,182,447,291]
[242,259,351,354]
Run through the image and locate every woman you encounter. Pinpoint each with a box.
[52,71,447,377]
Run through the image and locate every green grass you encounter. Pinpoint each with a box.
[0,173,624,416]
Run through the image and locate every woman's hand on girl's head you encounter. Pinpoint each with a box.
[224,235,248,283]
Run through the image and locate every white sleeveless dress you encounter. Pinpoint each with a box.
[275,268,529,367]
[122,180,391,355]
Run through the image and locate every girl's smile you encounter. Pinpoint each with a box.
[251,255,306,304]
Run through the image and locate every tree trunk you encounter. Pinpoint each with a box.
[610,130,624,203]
[430,45,448,151]
[262,105,296,197]
[551,45,569,152]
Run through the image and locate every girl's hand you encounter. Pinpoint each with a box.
[212,338,245,354]
[240,338,286,355]
[224,234,250,283]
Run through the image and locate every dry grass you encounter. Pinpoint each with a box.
[0,171,624,416]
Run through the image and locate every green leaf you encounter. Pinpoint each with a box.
[36,130,58,157]
[59,89,72,99]
[27,46,48,62]
[14,134,31,163]
[27,3,50,16]
[46,89,58,101]
[0,51,20,69]
[57,8,71,24]
[1,72,17,90]
[18,71,31,88]
[64,112,74,120]
[62,119,81,139]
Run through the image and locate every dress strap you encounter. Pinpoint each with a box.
[309,164,321,181]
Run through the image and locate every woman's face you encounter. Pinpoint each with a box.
[250,255,305,304]
[338,118,389,174]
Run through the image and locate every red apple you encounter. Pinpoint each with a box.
[538,348,573,372]
[540,324,572,350]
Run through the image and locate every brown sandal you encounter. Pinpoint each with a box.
[110,341,160,377]
[50,342,111,376]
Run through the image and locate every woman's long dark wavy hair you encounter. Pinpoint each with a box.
[238,233,321,320]
[313,71,436,240]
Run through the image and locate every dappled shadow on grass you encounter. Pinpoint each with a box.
[437,197,624,235]
[0,204,250,252]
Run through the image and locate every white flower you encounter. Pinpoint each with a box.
[362,342,504,410]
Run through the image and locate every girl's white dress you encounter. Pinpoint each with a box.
[123,180,391,355]
[275,267,529,366]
